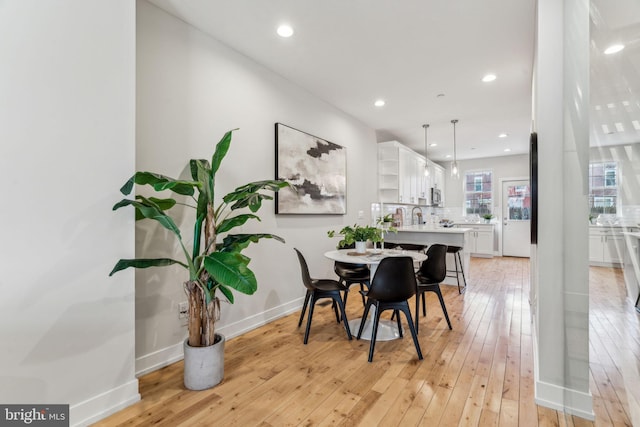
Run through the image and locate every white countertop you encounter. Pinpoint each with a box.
[590,224,639,228]
[393,225,472,233]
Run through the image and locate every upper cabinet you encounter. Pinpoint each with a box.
[378,141,444,206]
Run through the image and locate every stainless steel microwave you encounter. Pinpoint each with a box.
[430,188,441,206]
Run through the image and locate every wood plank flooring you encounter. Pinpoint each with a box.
[94,257,639,426]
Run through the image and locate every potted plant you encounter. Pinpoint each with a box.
[109,129,288,390]
[482,213,494,223]
[328,224,392,253]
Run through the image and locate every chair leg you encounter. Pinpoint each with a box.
[367,303,381,362]
[395,309,403,338]
[357,300,372,340]
[359,283,366,306]
[421,292,427,316]
[343,283,350,307]
[432,287,452,330]
[399,305,423,360]
[453,254,462,294]
[298,291,311,327]
[331,300,340,323]
[333,294,352,340]
[457,252,467,293]
[415,290,421,334]
[303,294,317,344]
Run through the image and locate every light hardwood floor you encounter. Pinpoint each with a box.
[95,257,639,426]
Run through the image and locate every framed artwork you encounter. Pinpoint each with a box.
[275,123,346,214]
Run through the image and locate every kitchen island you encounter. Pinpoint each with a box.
[384,225,472,286]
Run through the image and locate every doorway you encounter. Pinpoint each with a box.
[502,179,531,257]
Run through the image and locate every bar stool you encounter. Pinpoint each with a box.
[446,246,467,294]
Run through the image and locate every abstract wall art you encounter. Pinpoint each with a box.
[275,123,346,214]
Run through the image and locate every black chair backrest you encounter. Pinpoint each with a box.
[367,257,416,302]
[395,243,427,252]
[418,244,448,282]
[294,248,315,290]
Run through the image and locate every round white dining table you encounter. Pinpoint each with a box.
[324,248,427,341]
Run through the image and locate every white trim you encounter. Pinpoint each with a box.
[499,176,530,257]
[135,297,304,377]
[532,320,595,421]
[70,379,140,427]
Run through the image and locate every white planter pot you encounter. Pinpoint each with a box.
[183,334,225,390]
[355,241,367,254]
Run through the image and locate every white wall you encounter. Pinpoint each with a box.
[0,1,138,426]
[135,1,378,373]
[532,0,592,419]
[440,154,529,254]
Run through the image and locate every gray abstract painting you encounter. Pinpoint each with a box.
[275,123,346,214]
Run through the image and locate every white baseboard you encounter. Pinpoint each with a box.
[534,380,594,420]
[531,325,595,420]
[135,297,304,377]
[136,341,186,377]
[70,379,140,427]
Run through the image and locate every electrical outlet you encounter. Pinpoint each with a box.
[357,210,364,219]
[178,301,188,319]
[178,301,189,326]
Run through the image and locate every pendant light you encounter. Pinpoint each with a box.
[451,119,460,179]
[422,123,430,176]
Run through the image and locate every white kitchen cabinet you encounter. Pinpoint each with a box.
[423,159,445,206]
[455,224,494,257]
[378,141,428,205]
[589,226,638,267]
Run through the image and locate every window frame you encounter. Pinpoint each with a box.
[463,169,493,216]
[588,161,619,215]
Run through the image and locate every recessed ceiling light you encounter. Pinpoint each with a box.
[632,120,640,131]
[615,122,624,132]
[482,74,497,83]
[429,143,437,147]
[445,154,452,158]
[504,148,511,152]
[374,99,385,107]
[277,24,294,38]
[436,93,445,98]
[604,44,624,55]
[498,133,508,138]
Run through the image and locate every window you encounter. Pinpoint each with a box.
[464,170,492,215]
[589,162,618,214]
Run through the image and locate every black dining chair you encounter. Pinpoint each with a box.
[333,242,370,308]
[415,244,452,333]
[294,248,352,344]
[356,256,423,362]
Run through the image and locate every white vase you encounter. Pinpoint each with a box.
[183,334,225,390]
[355,241,367,254]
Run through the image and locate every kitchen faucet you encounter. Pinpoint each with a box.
[411,206,423,225]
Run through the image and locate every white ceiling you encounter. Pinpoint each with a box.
[148,0,640,162]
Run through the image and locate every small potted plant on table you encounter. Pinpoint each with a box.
[328,224,387,253]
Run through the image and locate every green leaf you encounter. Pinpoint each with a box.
[192,213,204,261]
[223,180,289,203]
[119,172,198,196]
[221,233,285,253]
[190,159,213,213]
[112,197,181,236]
[109,258,188,276]
[211,130,236,175]
[216,283,235,304]
[217,214,260,234]
[203,252,257,295]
